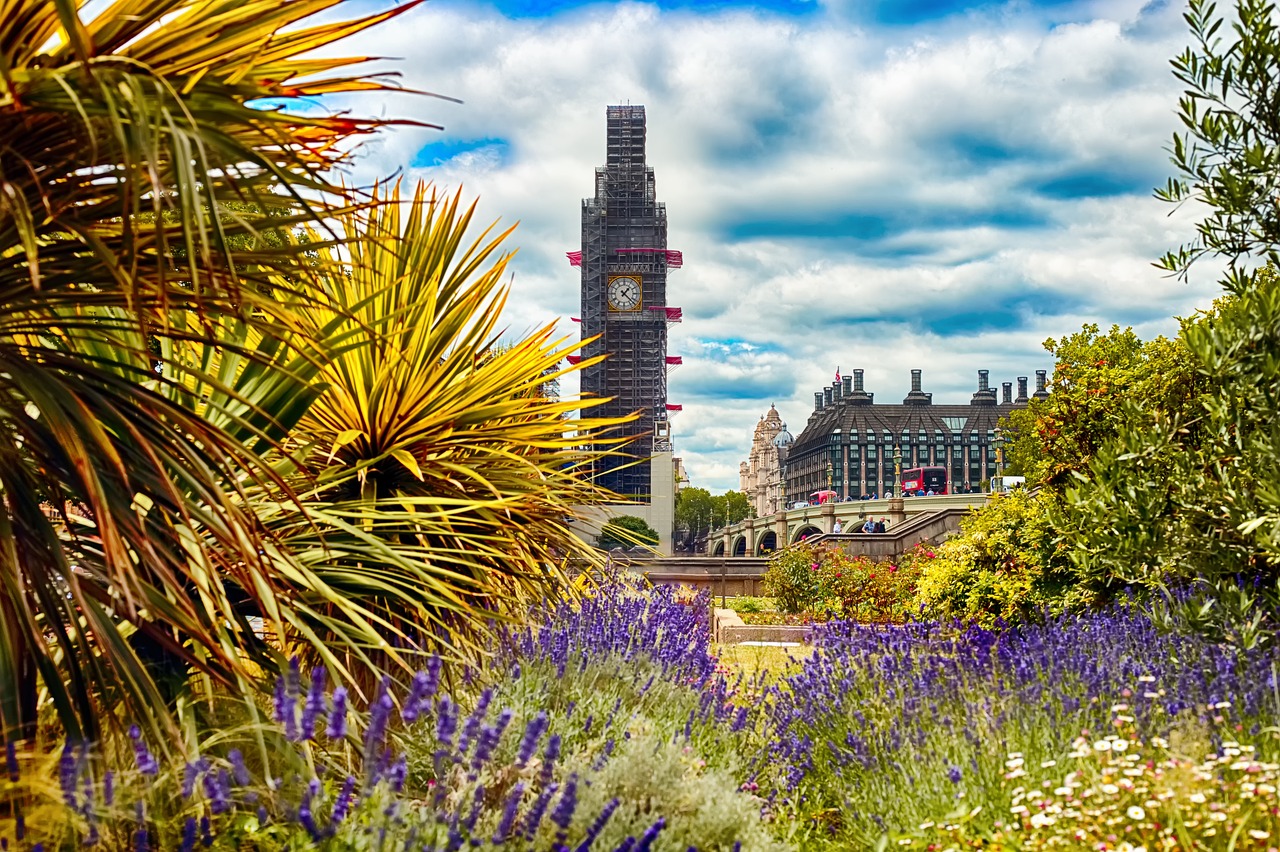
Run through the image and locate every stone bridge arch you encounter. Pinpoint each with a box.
[791,524,822,544]
[732,535,748,557]
[755,530,778,556]
[711,540,727,557]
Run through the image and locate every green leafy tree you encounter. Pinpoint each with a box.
[712,490,753,526]
[674,488,752,551]
[674,487,716,551]
[1003,325,1198,489]
[1156,0,1280,290]
[598,516,660,550]
[1061,270,1280,646]
[1063,0,1280,647]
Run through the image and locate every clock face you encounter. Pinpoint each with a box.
[607,276,642,311]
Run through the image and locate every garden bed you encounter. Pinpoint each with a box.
[712,606,815,644]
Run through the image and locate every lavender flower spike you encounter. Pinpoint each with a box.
[635,818,666,852]
[575,798,620,852]
[493,782,525,843]
[517,712,549,766]
[331,775,357,826]
[436,695,458,747]
[327,687,348,739]
[128,727,158,776]
[228,750,251,787]
[301,667,327,740]
[551,773,580,833]
[363,684,394,761]
[58,743,77,807]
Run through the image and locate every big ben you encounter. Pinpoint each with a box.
[575,105,678,498]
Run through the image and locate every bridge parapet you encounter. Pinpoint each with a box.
[711,493,986,557]
[637,505,974,595]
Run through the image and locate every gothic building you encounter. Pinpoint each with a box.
[763,369,1049,505]
[573,105,681,498]
[739,405,794,516]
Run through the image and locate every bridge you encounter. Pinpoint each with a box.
[707,492,988,557]
[620,493,989,596]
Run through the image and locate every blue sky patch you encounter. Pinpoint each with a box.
[442,0,816,18]
[720,202,1048,243]
[691,337,784,358]
[912,292,1083,336]
[1029,169,1151,200]
[849,0,1080,26]
[411,137,510,169]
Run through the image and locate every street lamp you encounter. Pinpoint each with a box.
[893,444,903,498]
[826,459,833,494]
[995,427,1006,477]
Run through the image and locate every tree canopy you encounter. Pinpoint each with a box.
[1002,325,1198,489]
[674,488,752,551]
[598,516,661,551]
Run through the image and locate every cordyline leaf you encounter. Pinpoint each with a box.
[254,180,642,671]
[0,0,442,747]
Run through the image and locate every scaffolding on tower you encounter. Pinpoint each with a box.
[575,105,681,497]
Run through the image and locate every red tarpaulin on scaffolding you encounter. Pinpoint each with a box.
[666,404,683,411]
[570,317,581,322]
[612,248,683,268]
[665,307,683,321]
[665,356,683,365]
[567,248,680,267]
[565,355,581,365]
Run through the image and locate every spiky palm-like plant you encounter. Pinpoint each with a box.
[258,182,634,676]
[0,0,427,744]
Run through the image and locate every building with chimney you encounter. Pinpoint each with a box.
[771,369,1050,503]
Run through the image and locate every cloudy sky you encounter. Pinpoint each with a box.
[327,0,1223,493]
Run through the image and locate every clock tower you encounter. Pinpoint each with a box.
[574,105,680,497]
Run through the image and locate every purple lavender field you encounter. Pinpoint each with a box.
[6,581,1278,850]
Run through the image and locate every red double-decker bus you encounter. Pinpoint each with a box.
[901,466,948,495]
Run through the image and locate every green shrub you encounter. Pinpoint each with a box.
[761,542,826,614]
[1060,268,1280,647]
[728,596,773,614]
[914,488,1074,625]
[762,542,925,622]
